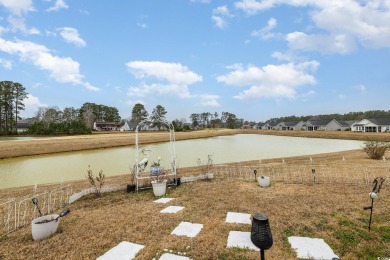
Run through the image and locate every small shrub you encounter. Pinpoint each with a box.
[87,166,105,196]
[363,140,388,159]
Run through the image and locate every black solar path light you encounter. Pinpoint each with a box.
[251,213,273,260]
[254,169,257,181]
[363,177,385,231]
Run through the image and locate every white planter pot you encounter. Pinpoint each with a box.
[151,180,167,196]
[31,214,59,240]
[257,176,270,187]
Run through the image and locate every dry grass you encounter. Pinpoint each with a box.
[0,176,389,259]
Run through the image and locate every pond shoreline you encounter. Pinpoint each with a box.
[1,129,389,159]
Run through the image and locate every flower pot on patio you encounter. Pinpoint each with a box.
[31,214,60,240]
[151,180,167,196]
[257,176,270,187]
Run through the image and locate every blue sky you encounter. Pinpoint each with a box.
[1,0,389,122]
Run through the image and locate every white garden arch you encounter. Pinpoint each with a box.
[134,120,177,191]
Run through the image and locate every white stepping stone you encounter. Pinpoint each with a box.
[227,231,259,251]
[160,206,184,214]
[154,198,175,204]
[225,212,251,224]
[288,236,339,260]
[97,241,145,260]
[159,253,191,260]
[171,221,203,238]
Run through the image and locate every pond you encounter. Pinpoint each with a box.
[0,134,364,189]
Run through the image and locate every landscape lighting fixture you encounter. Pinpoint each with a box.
[363,177,385,231]
[251,213,273,260]
[254,169,257,181]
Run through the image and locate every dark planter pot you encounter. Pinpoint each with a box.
[127,184,136,193]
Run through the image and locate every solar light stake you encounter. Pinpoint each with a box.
[251,213,273,260]
[363,177,385,231]
[311,168,316,183]
[254,170,257,181]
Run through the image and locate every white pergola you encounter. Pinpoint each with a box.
[134,120,177,191]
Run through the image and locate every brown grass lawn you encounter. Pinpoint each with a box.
[0,130,390,259]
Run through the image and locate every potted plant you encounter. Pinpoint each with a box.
[31,209,70,240]
[150,159,167,196]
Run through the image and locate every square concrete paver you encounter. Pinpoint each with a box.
[288,236,339,260]
[171,221,203,238]
[226,231,259,251]
[97,241,145,260]
[159,253,190,260]
[225,212,251,224]
[160,206,184,213]
[154,198,175,204]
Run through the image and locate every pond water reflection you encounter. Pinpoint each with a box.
[0,134,363,189]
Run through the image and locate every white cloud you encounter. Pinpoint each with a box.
[251,17,279,40]
[7,16,40,35]
[212,5,233,29]
[217,61,319,100]
[286,32,357,54]
[137,23,148,29]
[211,16,227,29]
[47,0,69,12]
[57,27,86,47]
[0,58,12,69]
[0,38,98,91]
[126,61,202,98]
[272,51,300,62]
[354,84,366,94]
[235,0,390,51]
[22,94,47,117]
[0,0,34,16]
[198,94,221,107]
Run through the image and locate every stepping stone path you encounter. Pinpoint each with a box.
[288,236,339,260]
[98,200,339,259]
[225,212,251,224]
[154,198,175,204]
[226,231,259,251]
[171,221,204,238]
[97,241,145,260]
[160,206,185,214]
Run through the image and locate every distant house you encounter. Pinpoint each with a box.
[277,121,305,130]
[351,118,390,132]
[302,119,347,131]
[254,122,266,129]
[93,122,118,131]
[16,122,32,132]
[264,121,280,130]
[119,121,134,131]
[242,124,251,129]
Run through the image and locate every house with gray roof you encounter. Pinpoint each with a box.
[302,119,347,131]
[351,118,390,132]
[277,121,305,130]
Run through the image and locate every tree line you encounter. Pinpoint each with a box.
[27,102,121,135]
[0,81,27,134]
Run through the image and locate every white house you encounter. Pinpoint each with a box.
[302,119,347,131]
[277,121,305,130]
[93,122,117,131]
[351,118,390,132]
